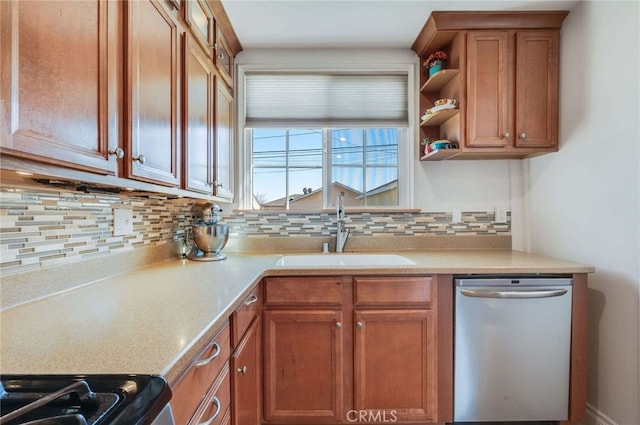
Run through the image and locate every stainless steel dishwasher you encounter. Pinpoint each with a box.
[454,276,573,422]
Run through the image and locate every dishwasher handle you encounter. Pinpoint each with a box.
[460,288,568,299]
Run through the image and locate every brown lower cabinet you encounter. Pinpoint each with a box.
[232,316,262,425]
[170,284,264,425]
[263,310,345,422]
[171,321,232,425]
[353,309,437,422]
[171,273,585,425]
[262,275,448,424]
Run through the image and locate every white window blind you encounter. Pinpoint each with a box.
[245,73,408,127]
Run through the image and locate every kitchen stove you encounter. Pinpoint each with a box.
[0,375,171,425]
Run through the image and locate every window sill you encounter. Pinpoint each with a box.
[232,208,423,214]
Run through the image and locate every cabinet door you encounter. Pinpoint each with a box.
[183,33,214,194]
[214,26,233,88]
[232,316,261,425]
[466,31,512,148]
[263,310,344,422]
[126,0,180,186]
[184,0,214,54]
[515,30,559,148]
[354,310,437,422]
[214,77,234,200]
[0,0,119,174]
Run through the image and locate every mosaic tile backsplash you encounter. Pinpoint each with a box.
[226,211,510,238]
[0,187,192,274]
[0,186,510,274]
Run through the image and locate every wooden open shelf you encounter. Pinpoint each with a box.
[420,69,460,93]
[420,109,459,126]
[420,148,462,161]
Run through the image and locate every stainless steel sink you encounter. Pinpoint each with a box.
[275,254,416,267]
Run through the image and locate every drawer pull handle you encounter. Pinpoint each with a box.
[194,342,220,368]
[356,321,364,329]
[335,321,342,329]
[244,294,258,306]
[198,396,221,425]
[237,365,247,375]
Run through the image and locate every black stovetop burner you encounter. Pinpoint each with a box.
[0,375,171,425]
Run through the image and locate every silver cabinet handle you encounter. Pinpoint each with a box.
[356,321,364,329]
[244,294,258,306]
[460,288,568,299]
[133,154,146,164]
[237,365,247,375]
[108,147,124,158]
[212,180,223,188]
[335,321,342,329]
[194,341,220,368]
[519,132,526,139]
[502,132,510,140]
[198,396,221,425]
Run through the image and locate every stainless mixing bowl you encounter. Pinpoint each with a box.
[191,223,229,259]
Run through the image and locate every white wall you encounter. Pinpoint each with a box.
[235,48,513,214]
[524,1,640,423]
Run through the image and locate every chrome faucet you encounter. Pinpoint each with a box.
[336,193,350,253]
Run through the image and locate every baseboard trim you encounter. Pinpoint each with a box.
[585,403,619,425]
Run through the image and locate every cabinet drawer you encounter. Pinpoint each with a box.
[171,322,231,424]
[264,277,343,306]
[190,363,231,425]
[231,286,261,347]
[354,276,432,305]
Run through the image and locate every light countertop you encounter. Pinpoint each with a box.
[0,250,593,385]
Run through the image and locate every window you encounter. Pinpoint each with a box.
[239,67,415,210]
[251,128,400,210]
[252,129,323,210]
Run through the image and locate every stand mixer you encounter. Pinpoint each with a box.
[185,203,229,261]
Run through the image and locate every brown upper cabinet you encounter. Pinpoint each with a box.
[183,0,237,88]
[413,11,568,161]
[214,26,234,88]
[183,32,216,194]
[125,0,181,187]
[185,0,215,55]
[213,78,234,200]
[0,0,120,175]
[1,0,241,200]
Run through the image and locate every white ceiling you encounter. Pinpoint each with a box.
[220,0,580,49]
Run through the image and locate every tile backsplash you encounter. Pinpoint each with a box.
[226,210,510,238]
[0,186,192,274]
[0,185,510,275]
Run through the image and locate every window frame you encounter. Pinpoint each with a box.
[237,63,417,211]
[251,128,324,210]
